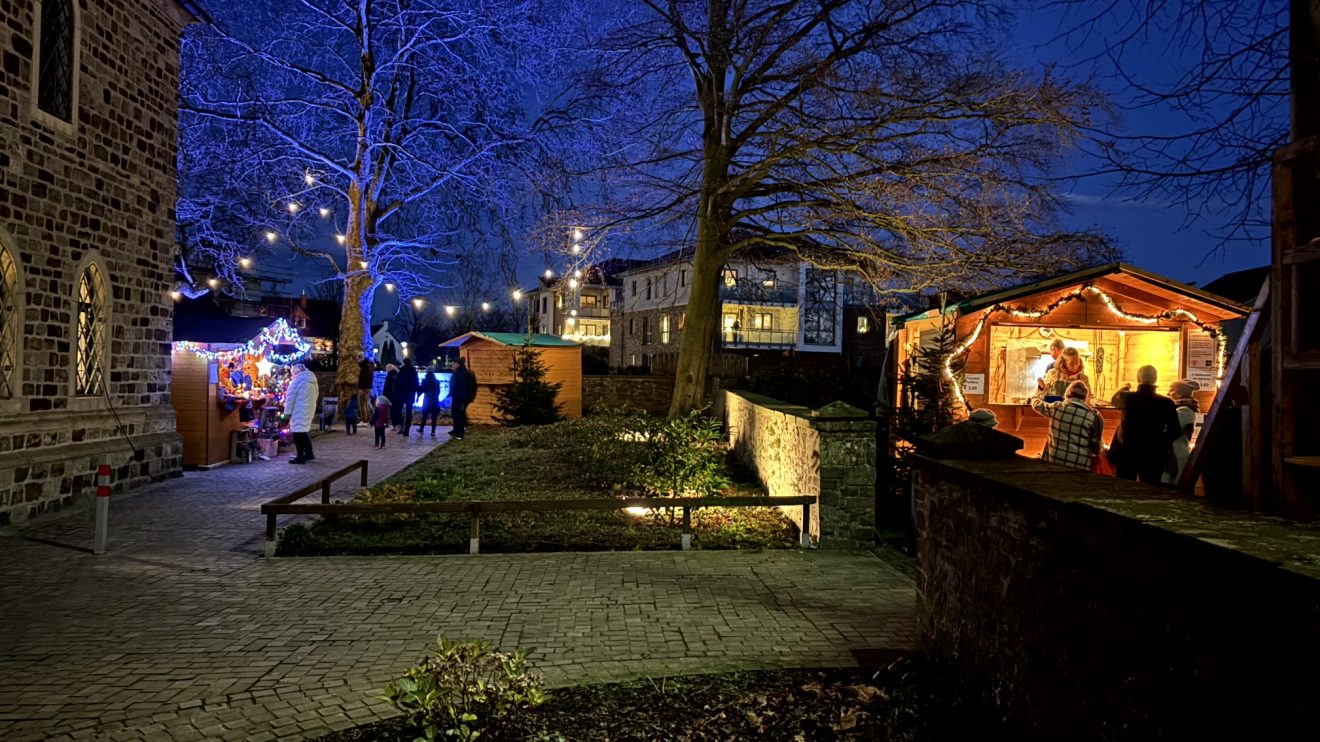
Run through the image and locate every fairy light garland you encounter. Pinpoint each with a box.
[172,318,312,365]
[941,284,1229,413]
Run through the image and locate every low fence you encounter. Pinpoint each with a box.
[260,484,813,557]
[649,353,748,379]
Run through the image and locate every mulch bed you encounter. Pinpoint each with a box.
[316,658,1001,741]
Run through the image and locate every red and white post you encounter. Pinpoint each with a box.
[94,464,111,555]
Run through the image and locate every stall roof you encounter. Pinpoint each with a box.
[890,263,1250,327]
[173,297,282,344]
[440,332,581,348]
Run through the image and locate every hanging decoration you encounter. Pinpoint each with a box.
[942,283,1229,413]
[172,317,312,365]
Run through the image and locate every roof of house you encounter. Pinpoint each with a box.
[891,262,1250,327]
[439,332,580,348]
[1202,265,1270,305]
[172,297,281,344]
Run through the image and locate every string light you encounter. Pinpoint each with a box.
[481,302,490,312]
[358,260,369,270]
[938,283,1230,413]
[574,269,582,278]
[303,172,315,186]
[265,231,277,243]
[318,207,330,218]
[569,309,578,317]
[445,305,456,316]
[544,269,553,279]
[568,278,578,289]
[287,202,300,214]
[239,257,252,269]
[336,234,346,245]
[573,228,583,242]
[571,243,581,254]
[412,298,424,309]
[207,277,219,287]
[512,289,522,300]
[384,282,395,292]
[169,290,181,300]
[172,318,311,365]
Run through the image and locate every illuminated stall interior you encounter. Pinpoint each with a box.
[891,264,1248,459]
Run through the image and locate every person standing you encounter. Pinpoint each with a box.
[449,357,477,440]
[1030,380,1104,471]
[371,395,391,449]
[1164,378,1201,483]
[395,357,419,435]
[382,364,399,430]
[417,367,441,438]
[356,355,376,412]
[1109,365,1182,484]
[285,363,319,464]
[343,395,360,435]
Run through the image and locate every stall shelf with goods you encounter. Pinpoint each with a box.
[890,264,1248,458]
[438,332,583,424]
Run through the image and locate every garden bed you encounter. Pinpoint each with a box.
[316,658,1001,741]
[278,414,799,556]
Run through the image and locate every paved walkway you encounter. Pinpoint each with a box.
[0,429,916,741]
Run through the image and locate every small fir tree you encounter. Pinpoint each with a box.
[892,320,963,441]
[493,339,563,426]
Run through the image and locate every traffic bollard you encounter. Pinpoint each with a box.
[93,464,111,555]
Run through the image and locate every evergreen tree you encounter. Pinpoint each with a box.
[892,321,963,441]
[493,339,563,426]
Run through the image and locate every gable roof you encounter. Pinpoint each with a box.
[1202,265,1270,305]
[892,263,1250,327]
[440,331,580,348]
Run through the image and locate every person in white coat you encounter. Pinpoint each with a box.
[284,363,320,464]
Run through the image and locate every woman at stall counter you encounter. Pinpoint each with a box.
[1041,347,1090,399]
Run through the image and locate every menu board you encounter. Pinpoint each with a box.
[1187,332,1218,387]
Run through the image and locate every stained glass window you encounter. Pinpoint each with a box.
[75,263,105,397]
[0,247,17,399]
[37,0,75,123]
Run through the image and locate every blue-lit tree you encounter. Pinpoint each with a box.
[549,0,1117,414]
[179,0,554,399]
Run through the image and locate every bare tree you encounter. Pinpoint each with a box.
[553,0,1113,414]
[179,0,554,399]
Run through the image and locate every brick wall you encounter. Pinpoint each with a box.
[583,375,674,415]
[720,390,874,547]
[613,307,683,368]
[0,1,190,524]
[915,456,1320,740]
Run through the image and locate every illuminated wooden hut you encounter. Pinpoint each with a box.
[891,264,1248,458]
[439,332,583,424]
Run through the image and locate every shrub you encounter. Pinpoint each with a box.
[382,636,546,742]
[493,339,563,426]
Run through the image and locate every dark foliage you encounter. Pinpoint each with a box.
[493,340,563,426]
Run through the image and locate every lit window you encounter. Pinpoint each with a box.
[857,316,871,334]
[762,271,776,288]
[660,315,671,344]
[75,263,106,396]
[753,313,772,330]
[36,0,76,124]
[556,293,563,308]
[678,313,685,330]
[722,269,738,287]
[0,245,17,399]
[581,294,598,308]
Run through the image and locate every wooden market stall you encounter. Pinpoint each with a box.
[891,264,1249,458]
[439,332,582,423]
[172,298,311,468]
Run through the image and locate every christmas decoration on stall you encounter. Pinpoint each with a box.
[939,284,1229,413]
[173,318,312,407]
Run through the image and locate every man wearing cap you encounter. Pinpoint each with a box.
[1030,379,1103,471]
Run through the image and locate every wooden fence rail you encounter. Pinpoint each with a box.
[260,489,815,558]
[261,459,369,557]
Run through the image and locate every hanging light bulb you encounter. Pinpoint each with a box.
[239,257,252,269]
[445,305,456,316]
[169,290,181,300]
[384,283,395,292]
[574,269,582,278]
[318,207,330,218]
[481,302,490,312]
[571,243,581,254]
[265,231,277,243]
[512,289,523,300]
[544,269,553,279]
[358,260,369,270]
[303,172,315,186]
[412,298,424,309]
[287,202,300,214]
[573,228,583,241]
[570,309,578,317]
[568,278,578,289]
[336,234,346,245]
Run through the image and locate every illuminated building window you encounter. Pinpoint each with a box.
[581,294,598,308]
[75,263,106,397]
[987,324,1182,405]
[857,316,871,334]
[0,245,17,399]
[660,315,671,344]
[722,268,738,287]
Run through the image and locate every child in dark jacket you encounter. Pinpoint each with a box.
[343,396,360,435]
[371,396,391,449]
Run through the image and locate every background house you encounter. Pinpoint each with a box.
[0,0,201,524]
[523,258,642,347]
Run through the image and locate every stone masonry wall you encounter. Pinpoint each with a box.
[583,375,675,415]
[0,1,190,524]
[720,390,874,547]
[915,456,1320,740]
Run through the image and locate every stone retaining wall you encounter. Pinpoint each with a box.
[719,390,874,547]
[914,456,1320,740]
[582,375,675,415]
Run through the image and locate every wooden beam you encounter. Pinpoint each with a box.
[262,495,818,516]
[1178,281,1270,492]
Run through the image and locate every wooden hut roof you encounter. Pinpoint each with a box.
[439,332,581,348]
[891,263,1250,328]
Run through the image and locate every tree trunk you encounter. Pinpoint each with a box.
[668,213,729,415]
[336,183,374,402]
[1291,0,1320,139]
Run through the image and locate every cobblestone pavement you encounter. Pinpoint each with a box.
[0,429,916,741]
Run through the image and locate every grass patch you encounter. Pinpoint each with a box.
[278,419,798,556]
[316,658,1002,741]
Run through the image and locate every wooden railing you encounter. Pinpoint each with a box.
[260,485,815,558]
[260,459,369,558]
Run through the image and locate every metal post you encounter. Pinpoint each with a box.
[800,502,813,549]
[469,511,480,555]
[681,506,692,551]
[93,464,111,555]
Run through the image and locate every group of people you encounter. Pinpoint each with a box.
[348,356,477,448]
[981,338,1200,484]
